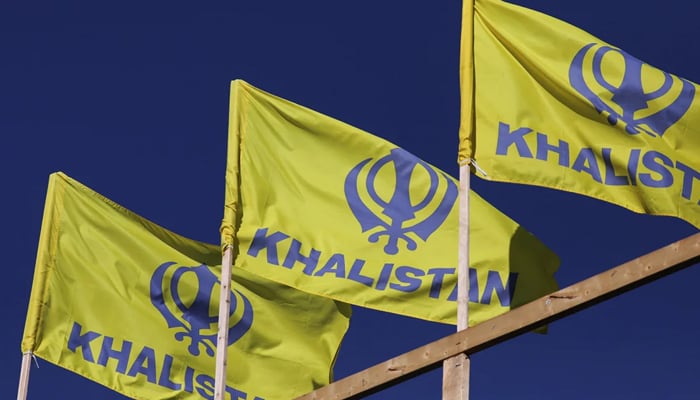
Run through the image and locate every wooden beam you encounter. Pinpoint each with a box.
[442,353,469,400]
[295,232,700,400]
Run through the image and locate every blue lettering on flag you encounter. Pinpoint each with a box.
[127,346,157,383]
[68,322,101,362]
[65,321,264,400]
[97,336,132,374]
[495,122,700,207]
[246,227,519,307]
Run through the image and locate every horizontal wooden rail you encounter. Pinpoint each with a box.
[296,232,700,400]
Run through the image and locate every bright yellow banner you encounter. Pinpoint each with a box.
[23,172,351,400]
[460,0,700,228]
[221,80,559,326]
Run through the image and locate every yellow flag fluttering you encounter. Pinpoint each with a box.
[221,80,559,326]
[460,0,700,228]
[22,172,351,400]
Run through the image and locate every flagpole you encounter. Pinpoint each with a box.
[214,246,234,400]
[17,352,32,400]
[442,162,471,399]
[456,164,471,333]
[444,0,475,393]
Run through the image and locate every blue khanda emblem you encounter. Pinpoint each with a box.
[150,262,253,357]
[344,147,457,255]
[569,43,695,137]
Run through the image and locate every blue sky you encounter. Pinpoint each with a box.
[4,1,699,399]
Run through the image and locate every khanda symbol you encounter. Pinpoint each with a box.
[150,262,253,357]
[569,43,695,138]
[344,148,457,255]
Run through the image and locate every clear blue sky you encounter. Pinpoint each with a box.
[4,1,699,399]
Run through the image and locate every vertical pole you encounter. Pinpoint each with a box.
[17,352,32,400]
[456,164,471,335]
[448,0,475,391]
[214,246,234,400]
[442,163,471,399]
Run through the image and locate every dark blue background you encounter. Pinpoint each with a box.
[3,1,698,399]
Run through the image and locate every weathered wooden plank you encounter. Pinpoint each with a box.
[295,232,700,400]
[442,353,469,400]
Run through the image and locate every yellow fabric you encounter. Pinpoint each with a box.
[22,172,351,400]
[458,0,475,164]
[221,80,559,326]
[461,0,700,228]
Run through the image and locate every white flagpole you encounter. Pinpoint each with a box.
[214,246,234,400]
[444,0,475,394]
[442,162,471,399]
[457,163,471,333]
[17,352,32,400]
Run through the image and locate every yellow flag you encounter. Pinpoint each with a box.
[460,0,700,228]
[221,80,559,326]
[22,172,351,400]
